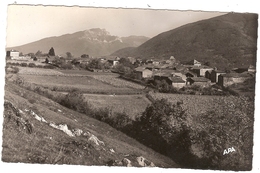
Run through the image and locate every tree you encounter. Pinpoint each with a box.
[156,79,171,93]
[28,53,35,58]
[133,98,191,162]
[45,58,49,63]
[48,47,55,56]
[19,52,23,56]
[66,52,73,58]
[119,57,134,69]
[139,98,187,141]
[35,50,42,57]
[81,54,89,58]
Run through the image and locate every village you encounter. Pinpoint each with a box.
[6,49,256,96]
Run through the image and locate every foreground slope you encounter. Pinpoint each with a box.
[2,80,177,167]
[112,13,258,70]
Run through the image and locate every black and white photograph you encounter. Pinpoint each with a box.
[1,1,259,172]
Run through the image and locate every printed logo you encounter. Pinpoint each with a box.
[223,147,235,155]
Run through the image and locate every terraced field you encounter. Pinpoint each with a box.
[18,67,145,93]
[19,74,142,95]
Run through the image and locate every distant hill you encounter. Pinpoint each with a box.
[112,13,258,70]
[7,28,150,57]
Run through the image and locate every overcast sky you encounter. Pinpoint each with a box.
[6,5,226,47]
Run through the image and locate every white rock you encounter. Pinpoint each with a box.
[73,128,83,136]
[122,158,132,167]
[88,134,104,146]
[136,156,146,167]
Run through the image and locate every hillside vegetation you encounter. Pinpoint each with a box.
[2,79,177,167]
[3,66,254,170]
[112,13,258,70]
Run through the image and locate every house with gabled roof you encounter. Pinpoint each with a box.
[169,77,186,88]
[186,59,202,67]
[191,65,214,77]
[103,56,120,66]
[134,67,153,80]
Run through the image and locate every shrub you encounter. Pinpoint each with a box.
[111,112,133,130]
[43,65,55,69]
[59,90,91,114]
[28,63,36,67]
[37,65,43,68]
[21,63,27,67]
[60,63,73,70]
[130,98,192,164]
[9,66,19,73]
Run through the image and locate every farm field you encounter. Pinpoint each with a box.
[84,94,151,119]
[58,69,115,76]
[148,92,240,116]
[89,74,145,89]
[18,67,64,76]
[19,74,142,95]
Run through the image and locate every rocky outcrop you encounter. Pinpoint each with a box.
[136,156,155,167]
[107,155,155,167]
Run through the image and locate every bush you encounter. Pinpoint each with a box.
[28,63,36,67]
[130,98,192,164]
[21,63,27,67]
[60,63,73,69]
[37,65,43,68]
[111,112,133,130]
[59,90,92,114]
[43,65,55,69]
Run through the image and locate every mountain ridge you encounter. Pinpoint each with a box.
[112,13,258,70]
[7,28,150,57]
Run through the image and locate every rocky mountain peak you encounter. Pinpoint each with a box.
[81,28,122,43]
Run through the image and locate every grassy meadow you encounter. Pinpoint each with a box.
[83,94,150,119]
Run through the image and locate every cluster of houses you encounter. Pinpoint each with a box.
[6,49,256,89]
[133,56,256,89]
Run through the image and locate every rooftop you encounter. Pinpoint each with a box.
[168,77,186,83]
[190,77,210,82]
[135,66,148,72]
[192,65,213,70]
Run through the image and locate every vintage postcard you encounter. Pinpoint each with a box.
[1,1,259,173]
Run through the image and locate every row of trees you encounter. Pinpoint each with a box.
[28,47,91,59]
